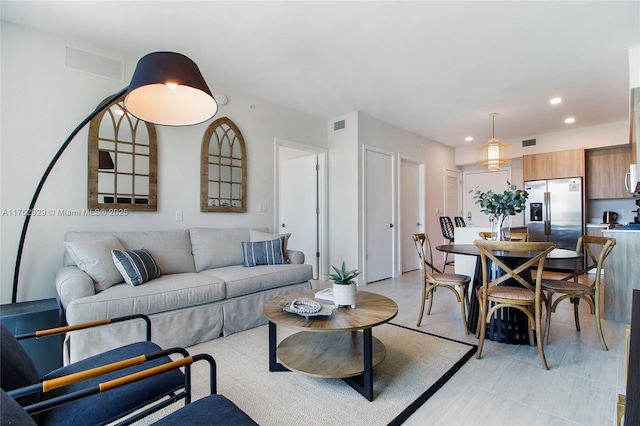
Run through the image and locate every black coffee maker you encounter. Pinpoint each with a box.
[634,199,640,224]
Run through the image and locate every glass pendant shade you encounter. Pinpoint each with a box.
[124,52,218,126]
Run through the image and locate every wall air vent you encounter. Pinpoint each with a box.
[65,46,124,82]
[522,139,537,147]
[334,120,346,131]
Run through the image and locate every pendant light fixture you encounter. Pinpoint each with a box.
[476,112,512,171]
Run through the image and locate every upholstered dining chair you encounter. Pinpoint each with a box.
[474,239,556,369]
[413,233,471,334]
[454,216,466,227]
[542,235,616,350]
[439,216,456,271]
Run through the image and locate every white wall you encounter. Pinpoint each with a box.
[0,22,326,302]
[355,112,459,275]
[327,112,360,277]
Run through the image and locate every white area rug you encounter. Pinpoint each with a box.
[138,323,476,426]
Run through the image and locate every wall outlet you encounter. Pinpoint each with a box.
[175,210,183,221]
[258,202,268,213]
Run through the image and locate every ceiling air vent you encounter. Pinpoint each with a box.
[65,46,124,82]
[334,120,346,131]
[522,139,537,147]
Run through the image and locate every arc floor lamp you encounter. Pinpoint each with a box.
[11,51,218,303]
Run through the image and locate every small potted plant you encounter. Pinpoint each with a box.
[470,181,529,240]
[327,261,360,308]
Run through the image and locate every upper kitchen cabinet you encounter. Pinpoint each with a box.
[586,145,633,199]
[523,148,585,181]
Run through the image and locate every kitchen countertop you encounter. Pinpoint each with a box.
[603,224,640,231]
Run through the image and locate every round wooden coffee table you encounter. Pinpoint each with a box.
[263,290,398,401]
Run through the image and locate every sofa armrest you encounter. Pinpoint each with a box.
[286,249,305,264]
[55,266,95,309]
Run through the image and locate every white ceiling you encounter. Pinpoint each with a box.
[2,1,639,148]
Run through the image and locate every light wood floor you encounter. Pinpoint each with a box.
[361,270,626,426]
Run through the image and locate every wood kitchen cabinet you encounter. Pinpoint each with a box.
[523,148,585,181]
[586,145,632,199]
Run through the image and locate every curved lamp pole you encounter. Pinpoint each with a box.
[11,52,217,303]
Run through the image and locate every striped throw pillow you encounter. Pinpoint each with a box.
[112,248,162,286]
[241,236,287,267]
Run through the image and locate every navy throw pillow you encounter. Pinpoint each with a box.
[112,248,162,286]
[241,236,286,267]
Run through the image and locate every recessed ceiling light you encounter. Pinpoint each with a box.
[550,97,562,105]
[465,136,473,142]
[565,117,575,124]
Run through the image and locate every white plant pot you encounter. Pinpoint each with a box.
[333,282,357,308]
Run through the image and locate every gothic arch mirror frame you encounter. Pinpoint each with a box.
[88,93,158,211]
[201,117,247,212]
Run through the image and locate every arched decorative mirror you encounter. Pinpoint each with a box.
[201,117,247,212]
[88,94,158,211]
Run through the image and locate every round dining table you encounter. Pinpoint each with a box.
[436,243,581,344]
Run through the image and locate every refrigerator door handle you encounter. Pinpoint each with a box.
[544,192,551,235]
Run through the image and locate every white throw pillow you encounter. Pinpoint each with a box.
[249,229,291,252]
[65,235,125,291]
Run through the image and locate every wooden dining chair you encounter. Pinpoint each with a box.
[478,231,529,241]
[413,233,471,334]
[542,235,616,350]
[474,239,556,369]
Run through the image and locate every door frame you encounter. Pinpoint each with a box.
[361,144,397,284]
[399,155,425,274]
[274,138,328,279]
[462,167,513,226]
[443,168,463,220]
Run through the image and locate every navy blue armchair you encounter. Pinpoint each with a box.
[1,315,189,425]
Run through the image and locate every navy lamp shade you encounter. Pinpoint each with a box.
[124,52,218,126]
[12,52,216,303]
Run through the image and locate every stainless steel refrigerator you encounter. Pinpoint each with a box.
[524,177,584,270]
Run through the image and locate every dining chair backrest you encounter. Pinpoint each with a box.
[412,233,441,278]
[439,217,455,241]
[474,240,556,292]
[576,235,616,281]
[454,217,466,227]
[478,231,529,241]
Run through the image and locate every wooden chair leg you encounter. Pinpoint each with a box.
[416,283,427,327]
[476,301,487,359]
[426,286,435,315]
[594,301,609,351]
[571,297,581,331]
[544,292,553,345]
[458,287,469,335]
[535,305,549,370]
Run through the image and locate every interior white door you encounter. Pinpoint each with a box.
[279,152,318,277]
[365,149,394,283]
[445,169,462,220]
[463,169,510,227]
[401,160,421,272]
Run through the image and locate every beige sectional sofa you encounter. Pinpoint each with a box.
[55,227,312,363]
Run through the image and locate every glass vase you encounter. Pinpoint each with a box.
[492,214,511,241]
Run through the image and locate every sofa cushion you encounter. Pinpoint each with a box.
[190,228,252,271]
[241,237,287,267]
[64,236,125,291]
[112,249,162,286]
[201,263,313,299]
[114,230,195,274]
[65,273,226,324]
